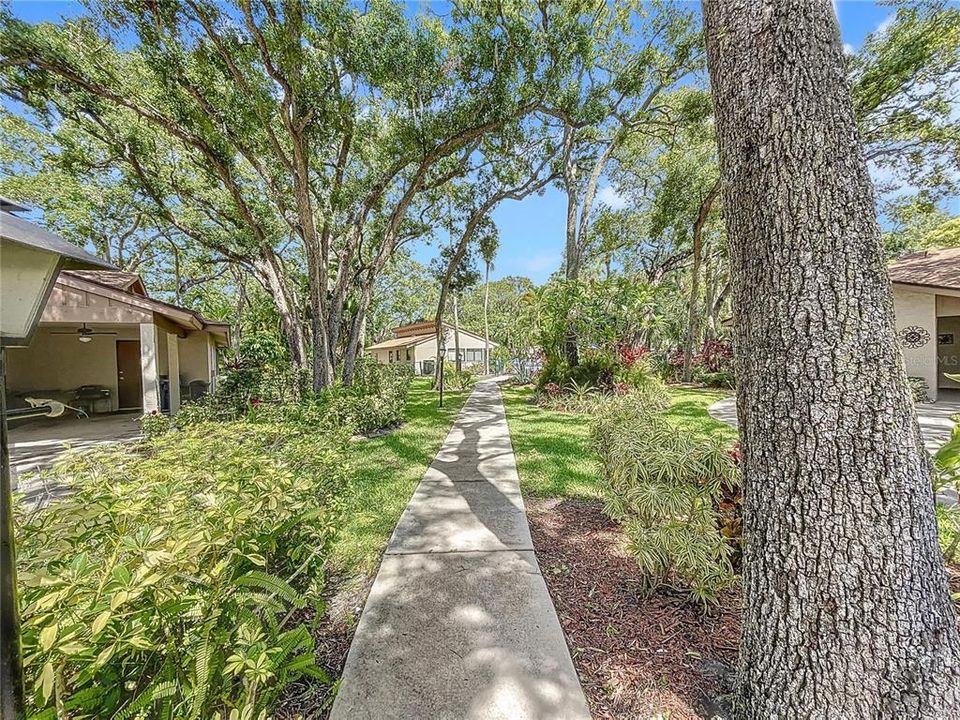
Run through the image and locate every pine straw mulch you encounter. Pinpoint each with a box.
[526,496,742,720]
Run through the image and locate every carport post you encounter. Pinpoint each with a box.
[0,348,24,718]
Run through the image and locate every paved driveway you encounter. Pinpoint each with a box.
[8,412,142,504]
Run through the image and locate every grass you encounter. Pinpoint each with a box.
[501,385,602,499]
[330,377,469,576]
[663,386,737,442]
[502,383,738,501]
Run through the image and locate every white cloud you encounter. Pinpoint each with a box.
[874,13,895,38]
[843,42,855,56]
[596,185,628,211]
[524,251,561,275]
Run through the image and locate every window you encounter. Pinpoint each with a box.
[388,350,393,362]
[406,348,412,361]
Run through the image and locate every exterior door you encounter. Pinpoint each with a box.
[116,340,143,409]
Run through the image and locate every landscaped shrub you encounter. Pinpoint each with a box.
[179,358,413,436]
[216,331,308,414]
[908,376,931,403]
[668,339,735,388]
[442,361,475,392]
[15,420,350,719]
[934,421,960,561]
[138,409,171,439]
[591,394,739,604]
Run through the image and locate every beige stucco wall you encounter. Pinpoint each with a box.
[5,324,140,410]
[178,331,212,384]
[370,328,495,375]
[893,286,938,400]
[42,283,152,324]
[5,324,218,412]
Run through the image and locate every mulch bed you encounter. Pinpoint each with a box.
[526,497,742,720]
[276,572,375,719]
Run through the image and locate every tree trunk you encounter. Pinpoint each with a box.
[251,253,307,373]
[483,259,491,375]
[562,123,581,367]
[452,294,462,372]
[341,278,375,387]
[702,2,960,718]
[703,248,718,341]
[682,181,720,382]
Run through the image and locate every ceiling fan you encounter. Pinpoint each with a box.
[50,323,118,343]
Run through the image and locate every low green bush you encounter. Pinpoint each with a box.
[934,419,960,562]
[138,410,172,439]
[179,358,413,436]
[16,420,350,719]
[591,394,739,605]
[441,361,474,393]
[536,351,617,393]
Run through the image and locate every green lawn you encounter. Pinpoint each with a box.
[663,386,737,442]
[502,384,737,501]
[501,385,602,499]
[331,378,469,575]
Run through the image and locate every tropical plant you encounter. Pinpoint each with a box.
[15,419,350,718]
[591,394,739,604]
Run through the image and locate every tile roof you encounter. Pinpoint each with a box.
[889,247,960,291]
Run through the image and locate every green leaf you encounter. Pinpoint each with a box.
[92,610,111,636]
[110,590,129,611]
[39,623,58,652]
[40,661,54,703]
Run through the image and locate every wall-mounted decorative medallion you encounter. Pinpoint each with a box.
[899,325,930,349]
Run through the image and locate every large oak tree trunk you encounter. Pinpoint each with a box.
[702,1,960,717]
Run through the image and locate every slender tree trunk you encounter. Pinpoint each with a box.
[251,254,307,373]
[453,294,462,372]
[483,260,491,375]
[341,278,375,387]
[703,2,960,718]
[703,248,718,341]
[682,181,720,382]
[562,123,581,367]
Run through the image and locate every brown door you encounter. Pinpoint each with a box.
[116,340,143,409]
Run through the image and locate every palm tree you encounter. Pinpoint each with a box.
[478,232,500,375]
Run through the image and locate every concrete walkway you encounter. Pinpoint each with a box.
[331,381,591,720]
[708,394,960,452]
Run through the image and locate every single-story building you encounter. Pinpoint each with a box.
[4,267,229,415]
[891,247,960,402]
[367,321,497,376]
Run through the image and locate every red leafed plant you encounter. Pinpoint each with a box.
[543,382,562,397]
[618,345,651,368]
[717,439,743,565]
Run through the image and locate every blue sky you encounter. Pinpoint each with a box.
[7,1,909,284]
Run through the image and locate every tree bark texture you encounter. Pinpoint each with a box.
[702,1,960,718]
